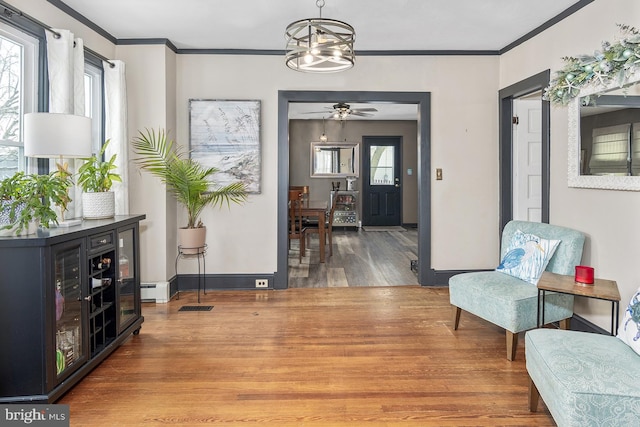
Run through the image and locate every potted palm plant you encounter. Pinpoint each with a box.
[0,171,71,236]
[132,128,247,253]
[77,140,121,219]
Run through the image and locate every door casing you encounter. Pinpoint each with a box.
[277,91,432,287]
[499,70,551,234]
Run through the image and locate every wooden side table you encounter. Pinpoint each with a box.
[537,271,621,335]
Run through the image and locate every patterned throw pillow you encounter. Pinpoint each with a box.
[617,287,640,355]
[496,229,560,285]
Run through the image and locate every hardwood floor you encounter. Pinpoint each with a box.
[59,287,555,426]
[289,227,419,287]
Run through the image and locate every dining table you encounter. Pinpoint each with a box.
[301,200,328,263]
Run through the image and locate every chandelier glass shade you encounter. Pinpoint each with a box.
[285,1,355,73]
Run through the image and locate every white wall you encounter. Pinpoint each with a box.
[10,0,115,59]
[117,44,178,282]
[500,0,640,328]
[176,54,501,273]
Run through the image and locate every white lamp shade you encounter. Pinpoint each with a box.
[24,113,92,158]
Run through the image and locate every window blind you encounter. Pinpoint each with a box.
[632,123,640,176]
[589,123,630,175]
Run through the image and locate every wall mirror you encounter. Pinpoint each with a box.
[310,142,359,178]
[569,71,640,190]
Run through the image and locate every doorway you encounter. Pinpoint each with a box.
[499,71,551,232]
[276,91,432,288]
[362,136,402,226]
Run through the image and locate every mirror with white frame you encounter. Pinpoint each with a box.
[310,142,359,178]
[568,70,640,190]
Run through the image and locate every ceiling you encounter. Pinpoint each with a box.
[55,0,585,120]
[60,0,582,51]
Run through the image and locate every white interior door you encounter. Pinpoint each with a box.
[513,98,542,222]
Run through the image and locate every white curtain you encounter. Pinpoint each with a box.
[45,29,85,219]
[104,60,129,215]
[46,30,129,217]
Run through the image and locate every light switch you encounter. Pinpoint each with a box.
[436,168,443,180]
[407,168,413,176]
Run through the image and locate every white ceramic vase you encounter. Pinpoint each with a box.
[0,201,38,236]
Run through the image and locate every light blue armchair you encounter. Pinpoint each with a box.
[449,220,585,360]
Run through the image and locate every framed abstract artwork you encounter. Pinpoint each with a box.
[189,99,261,193]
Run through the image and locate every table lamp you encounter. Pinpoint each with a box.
[24,112,92,227]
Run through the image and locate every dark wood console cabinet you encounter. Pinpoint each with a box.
[0,215,145,403]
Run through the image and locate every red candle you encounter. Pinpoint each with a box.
[575,265,594,284]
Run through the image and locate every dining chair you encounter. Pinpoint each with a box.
[305,193,338,257]
[288,189,306,262]
[289,185,310,205]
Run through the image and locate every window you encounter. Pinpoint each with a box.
[0,22,38,178]
[84,57,104,155]
[369,145,395,185]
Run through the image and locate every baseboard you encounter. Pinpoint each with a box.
[428,269,493,286]
[171,273,276,294]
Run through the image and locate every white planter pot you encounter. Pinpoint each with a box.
[178,227,206,254]
[0,201,37,236]
[82,192,115,219]
[0,221,37,237]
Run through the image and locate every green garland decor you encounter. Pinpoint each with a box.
[544,24,640,105]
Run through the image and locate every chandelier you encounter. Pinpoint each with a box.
[285,0,355,73]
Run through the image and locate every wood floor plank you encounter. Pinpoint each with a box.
[291,228,419,288]
[58,287,555,426]
[327,267,348,287]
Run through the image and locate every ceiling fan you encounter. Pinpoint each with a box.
[305,102,378,120]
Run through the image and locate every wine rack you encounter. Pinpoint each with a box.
[88,241,117,357]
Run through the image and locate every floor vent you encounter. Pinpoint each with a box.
[179,305,213,312]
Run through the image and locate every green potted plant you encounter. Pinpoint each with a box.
[77,140,122,219]
[131,128,247,252]
[0,171,71,236]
